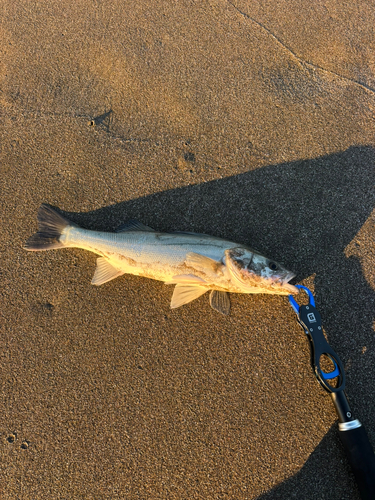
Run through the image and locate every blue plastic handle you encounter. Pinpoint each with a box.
[321,363,340,380]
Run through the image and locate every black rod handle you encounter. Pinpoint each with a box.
[338,423,375,500]
[331,392,375,499]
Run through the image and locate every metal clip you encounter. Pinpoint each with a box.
[288,285,345,393]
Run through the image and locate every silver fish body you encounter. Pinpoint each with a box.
[24,204,297,314]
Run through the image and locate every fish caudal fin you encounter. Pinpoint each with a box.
[24,204,74,251]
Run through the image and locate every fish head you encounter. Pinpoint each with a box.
[225,247,298,295]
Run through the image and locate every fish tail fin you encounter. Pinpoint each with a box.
[24,204,76,251]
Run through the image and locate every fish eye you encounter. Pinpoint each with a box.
[269,262,278,271]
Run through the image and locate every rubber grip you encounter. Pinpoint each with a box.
[339,425,375,500]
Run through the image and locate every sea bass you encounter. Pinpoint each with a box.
[24,204,298,314]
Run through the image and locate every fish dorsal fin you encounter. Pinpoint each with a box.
[115,220,155,233]
[91,257,125,285]
[170,284,208,309]
[209,290,230,315]
[164,274,206,285]
[185,252,222,274]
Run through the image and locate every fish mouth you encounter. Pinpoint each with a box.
[282,272,298,294]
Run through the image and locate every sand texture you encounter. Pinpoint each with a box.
[1,1,375,498]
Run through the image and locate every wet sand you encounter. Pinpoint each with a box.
[1,1,375,498]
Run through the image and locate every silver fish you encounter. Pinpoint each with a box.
[24,204,297,314]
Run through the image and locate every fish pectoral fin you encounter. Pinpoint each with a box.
[209,290,230,315]
[170,284,208,309]
[91,258,125,286]
[185,252,222,274]
[164,274,206,285]
[115,220,155,233]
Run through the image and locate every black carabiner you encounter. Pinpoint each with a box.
[288,285,375,499]
[289,285,345,393]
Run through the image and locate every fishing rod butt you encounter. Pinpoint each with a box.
[338,424,375,500]
[330,391,375,499]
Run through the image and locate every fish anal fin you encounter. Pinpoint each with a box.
[115,220,155,233]
[170,284,208,309]
[91,257,124,285]
[209,290,230,315]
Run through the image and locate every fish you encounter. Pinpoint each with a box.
[24,204,298,314]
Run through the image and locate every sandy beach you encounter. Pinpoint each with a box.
[1,1,375,498]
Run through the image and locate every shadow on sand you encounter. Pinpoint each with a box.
[60,145,375,499]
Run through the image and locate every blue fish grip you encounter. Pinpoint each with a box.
[289,286,345,393]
